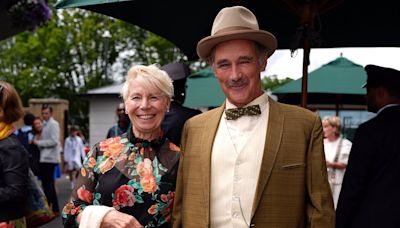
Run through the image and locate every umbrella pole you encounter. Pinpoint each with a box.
[301,37,310,108]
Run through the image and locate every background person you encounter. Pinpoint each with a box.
[33,104,62,216]
[63,125,85,189]
[322,116,352,209]
[0,81,29,227]
[172,6,334,228]
[106,102,130,138]
[27,116,43,177]
[336,65,400,228]
[15,112,35,151]
[62,64,180,228]
[160,62,201,145]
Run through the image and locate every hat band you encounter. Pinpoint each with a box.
[214,26,257,36]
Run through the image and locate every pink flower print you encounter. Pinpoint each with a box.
[136,158,153,177]
[112,185,136,210]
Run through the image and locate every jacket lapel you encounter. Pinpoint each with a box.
[199,105,225,220]
[251,98,284,217]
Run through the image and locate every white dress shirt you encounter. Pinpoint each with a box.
[210,93,269,228]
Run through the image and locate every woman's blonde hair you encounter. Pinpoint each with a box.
[0,81,24,124]
[322,116,342,136]
[121,64,173,100]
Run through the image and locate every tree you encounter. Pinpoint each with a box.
[261,74,293,91]
[0,1,188,136]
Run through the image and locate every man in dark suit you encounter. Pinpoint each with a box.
[336,65,400,228]
[160,62,201,145]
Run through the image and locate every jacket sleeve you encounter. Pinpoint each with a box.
[171,121,188,228]
[335,124,374,228]
[306,114,335,227]
[37,121,60,148]
[0,140,29,204]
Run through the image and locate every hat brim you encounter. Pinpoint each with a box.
[196,29,278,60]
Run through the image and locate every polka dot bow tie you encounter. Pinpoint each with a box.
[225,105,261,120]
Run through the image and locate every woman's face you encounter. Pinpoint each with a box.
[33,119,43,132]
[124,79,170,137]
[322,120,336,139]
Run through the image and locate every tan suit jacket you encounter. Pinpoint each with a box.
[172,98,335,227]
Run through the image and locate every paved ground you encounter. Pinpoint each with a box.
[40,174,72,228]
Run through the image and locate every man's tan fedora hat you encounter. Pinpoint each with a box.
[196,6,278,60]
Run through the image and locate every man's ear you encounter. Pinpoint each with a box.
[260,57,268,71]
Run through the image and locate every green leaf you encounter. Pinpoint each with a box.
[135,194,144,203]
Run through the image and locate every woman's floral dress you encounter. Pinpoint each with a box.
[61,131,180,227]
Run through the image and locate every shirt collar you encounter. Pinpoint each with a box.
[377,104,400,115]
[225,92,269,111]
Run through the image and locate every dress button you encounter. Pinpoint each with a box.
[232,212,239,218]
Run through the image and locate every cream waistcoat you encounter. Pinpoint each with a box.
[210,93,269,228]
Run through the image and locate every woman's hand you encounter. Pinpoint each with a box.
[100,210,143,228]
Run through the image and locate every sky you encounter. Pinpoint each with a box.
[262,47,400,80]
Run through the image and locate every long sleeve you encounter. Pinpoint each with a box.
[62,144,98,227]
[0,141,29,203]
[37,120,60,148]
[336,124,375,228]
[0,136,29,220]
[306,115,335,227]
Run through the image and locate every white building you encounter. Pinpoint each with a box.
[84,83,123,146]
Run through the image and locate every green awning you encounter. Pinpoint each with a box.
[273,57,366,95]
[184,67,225,108]
[272,57,367,106]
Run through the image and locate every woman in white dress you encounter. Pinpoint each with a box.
[322,116,352,209]
[63,126,85,189]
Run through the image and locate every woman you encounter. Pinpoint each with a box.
[27,117,43,176]
[0,81,29,227]
[322,116,352,209]
[62,65,180,228]
[63,126,85,189]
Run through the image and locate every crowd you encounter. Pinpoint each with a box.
[1,5,400,228]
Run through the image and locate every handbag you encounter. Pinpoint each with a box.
[24,169,56,228]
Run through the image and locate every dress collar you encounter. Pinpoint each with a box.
[127,129,165,148]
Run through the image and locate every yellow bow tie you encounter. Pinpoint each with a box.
[225,105,261,120]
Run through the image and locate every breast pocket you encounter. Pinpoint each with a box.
[281,163,306,169]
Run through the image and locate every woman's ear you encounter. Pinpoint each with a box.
[166,96,171,112]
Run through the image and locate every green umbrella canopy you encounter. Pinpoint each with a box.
[272,57,367,106]
[274,57,366,94]
[184,67,225,108]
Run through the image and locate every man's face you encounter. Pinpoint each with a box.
[117,103,126,119]
[41,108,51,121]
[212,39,265,107]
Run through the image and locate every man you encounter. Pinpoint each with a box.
[106,102,130,138]
[172,6,334,228]
[33,104,62,215]
[160,62,201,145]
[336,65,400,228]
